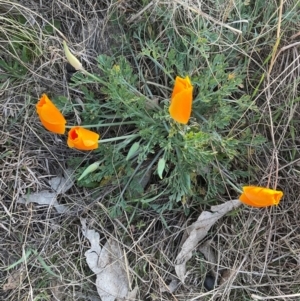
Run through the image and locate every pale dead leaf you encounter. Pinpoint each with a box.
[17,191,67,214]
[81,218,102,274]
[81,219,137,301]
[49,169,74,194]
[199,240,217,267]
[17,171,73,213]
[198,240,218,280]
[96,239,128,301]
[175,199,241,283]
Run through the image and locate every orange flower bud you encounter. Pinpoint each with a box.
[67,127,99,150]
[169,76,193,124]
[239,186,283,207]
[36,94,66,134]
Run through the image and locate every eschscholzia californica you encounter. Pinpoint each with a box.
[36,94,66,134]
[239,186,283,207]
[169,76,193,124]
[63,40,83,71]
[67,126,99,150]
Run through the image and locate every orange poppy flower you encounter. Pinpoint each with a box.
[36,94,66,134]
[169,76,193,124]
[239,186,283,207]
[67,126,99,150]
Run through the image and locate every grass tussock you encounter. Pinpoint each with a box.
[1,0,300,300]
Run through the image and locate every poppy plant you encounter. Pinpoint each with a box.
[169,76,193,124]
[67,126,99,150]
[239,186,283,207]
[36,94,66,134]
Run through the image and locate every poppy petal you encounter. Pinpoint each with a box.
[67,127,99,151]
[169,76,193,124]
[239,186,283,207]
[169,87,193,124]
[171,76,191,99]
[36,94,66,134]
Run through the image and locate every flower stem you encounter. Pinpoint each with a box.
[226,179,243,194]
[81,69,106,84]
[65,121,136,129]
[99,133,139,143]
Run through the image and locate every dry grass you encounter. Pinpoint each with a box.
[1,0,300,301]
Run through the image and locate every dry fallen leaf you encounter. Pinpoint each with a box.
[198,240,217,268]
[49,169,74,194]
[81,219,102,274]
[198,240,218,279]
[17,191,67,214]
[17,170,73,213]
[81,219,137,301]
[95,238,130,301]
[175,199,241,283]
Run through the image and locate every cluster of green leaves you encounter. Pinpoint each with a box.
[67,7,265,216]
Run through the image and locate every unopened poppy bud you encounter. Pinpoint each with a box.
[239,186,283,207]
[169,76,193,124]
[63,40,83,71]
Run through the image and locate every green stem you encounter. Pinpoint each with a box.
[226,179,243,194]
[81,69,106,84]
[99,133,139,143]
[65,121,136,129]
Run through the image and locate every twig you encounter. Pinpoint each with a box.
[252,293,300,300]
[127,0,156,23]
[272,41,300,65]
[290,31,300,40]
